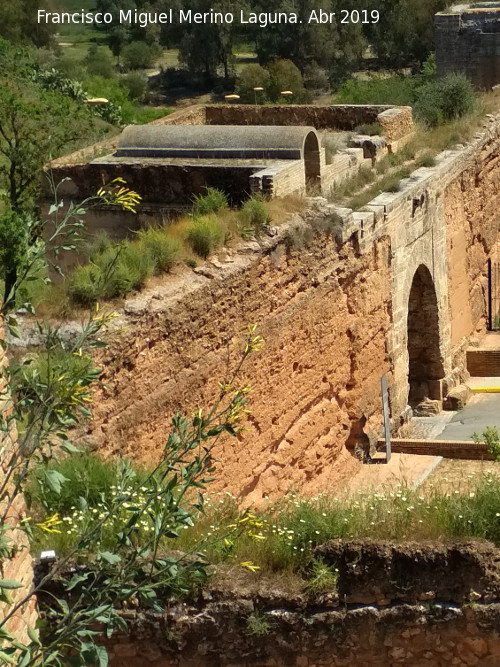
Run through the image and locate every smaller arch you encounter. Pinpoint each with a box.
[303,131,321,194]
[406,264,445,408]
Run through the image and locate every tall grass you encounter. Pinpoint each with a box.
[187,215,226,258]
[28,452,500,576]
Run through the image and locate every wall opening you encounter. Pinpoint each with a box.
[407,265,445,407]
[304,131,321,194]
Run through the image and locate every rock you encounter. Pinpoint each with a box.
[444,384,472,411]
[413,399,442,416]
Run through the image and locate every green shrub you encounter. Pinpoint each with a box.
[122,41,158,70]
[84,44,116,79]
[334,74,416,106]
[235,64,271,103]
[246,612,272,637]
[415,153,436,168]
[266,59,310,103]
[69,241,154,304]
[187,215,225,258]
[27,453,127,515]
[113,242,154,291]
[240,195,271,235]
[192,187,228,216]
[121,71,147,101]
[414,74,477,127]
[68,263,104,305]
[136,228,181,273]
[305,560,339,594]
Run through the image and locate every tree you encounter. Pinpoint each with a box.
[0,41,96,213]
[178,0,240,82]
[0,185,262,662]
[236,64,271,103]
[0,0,55,48]
[251,0,366,84]
[0,77,95,213]
[365,0,448,71]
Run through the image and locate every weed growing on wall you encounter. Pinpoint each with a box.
[192,187,228,217]
[239,195,272,237]
[187,215,226,259]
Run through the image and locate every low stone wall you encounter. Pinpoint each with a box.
[377,438,492,460]
[95,540,500,667]
[46,160,259,207]
[204,104,411,134]
[377,107,413,143]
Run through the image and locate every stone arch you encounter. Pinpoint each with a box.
[406,264,445,408]
[303,130,321,194]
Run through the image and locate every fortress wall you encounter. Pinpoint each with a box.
[435,9,500,90]
[88,216,392,505]
[83,117,500,502]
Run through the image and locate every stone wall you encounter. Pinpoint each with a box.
[435,7,500,90]
[204,104,412,138]
[95,540,500,667]
[0,318,36,644]
[45,159,259,207]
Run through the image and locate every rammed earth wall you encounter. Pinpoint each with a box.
[81,114,500,504]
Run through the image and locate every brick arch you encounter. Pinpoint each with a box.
[406,264,445,408]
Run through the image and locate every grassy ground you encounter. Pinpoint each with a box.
[28,451,500,581]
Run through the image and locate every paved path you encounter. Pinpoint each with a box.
[434,393,500,441]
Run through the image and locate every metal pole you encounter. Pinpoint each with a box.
[381,375,391,463]
[488,258,493,331]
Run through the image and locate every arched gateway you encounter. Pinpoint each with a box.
[406,264,445,408]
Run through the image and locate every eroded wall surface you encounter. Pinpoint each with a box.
[82,116,500,503]
[99,540,500,667]
[88,213,392,504]
[76,119,500,502]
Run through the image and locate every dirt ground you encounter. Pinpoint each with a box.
[421,458,500,494]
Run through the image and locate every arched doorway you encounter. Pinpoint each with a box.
[406,265,445,407]
[303,131,321,194]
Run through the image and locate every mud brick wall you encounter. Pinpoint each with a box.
[96,540,500,667]
[0,318,36,644]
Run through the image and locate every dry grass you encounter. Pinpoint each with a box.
[29,195,306,319]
